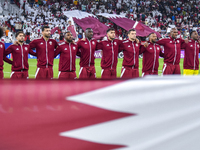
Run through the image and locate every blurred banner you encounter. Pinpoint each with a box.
[1,77,200,150]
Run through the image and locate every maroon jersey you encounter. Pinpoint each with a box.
[0,41,12,70]
[120,39,141,69]
[182,39,200,70]
[97,39,122,69]
[140,42,163,73]
[29,37,58,68]
[77,38,98,67]
[54,42,77,72]
[156,37,184,65]
[5,43,36,71]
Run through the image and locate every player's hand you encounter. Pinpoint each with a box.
[81,38,86,41]
[144,42,149,48]
[72,40,75,44]
[184,38,189,43]
[136,38,140,44]
[13,41,19,45]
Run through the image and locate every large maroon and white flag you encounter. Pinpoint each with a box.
[1,76,200,150]
[64,10,108,40]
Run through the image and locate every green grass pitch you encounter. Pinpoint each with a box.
[3,58,186,78]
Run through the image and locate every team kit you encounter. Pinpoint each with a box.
[0,26,199,79]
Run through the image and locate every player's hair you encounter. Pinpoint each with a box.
[65,31,72,35]
[106,28,115,33]
[148,33,156,37]
[170,28,177,32]
[0,28,3,38]
[86,28,92,31]
[190,30,196,38]
[42,26,50,32]
[15,31,25,38]
[128,29,136,34]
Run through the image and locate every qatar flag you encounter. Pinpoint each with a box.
[98,13,161,37]
[64,10,108,40]
[1,76,200,150]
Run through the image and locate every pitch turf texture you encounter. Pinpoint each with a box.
[3,58,191,78]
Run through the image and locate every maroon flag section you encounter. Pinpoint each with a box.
[98,13,161,37]
[0,79,132,150]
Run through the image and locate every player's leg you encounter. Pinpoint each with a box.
[35,68,45,79]
[47,67,53,79]
[58,71,61,79]
[132,69,139,78]
[11,72,23,79]
[22,71,28,79]
[142,72,150,77]
[121,67,131,78]
[58,72,67,79]
[101,69,111,79]
[153,71,158,75]
[79,67,88,79]
[70,71,77,79]
[0,70,3,79]
[162,63,173,75]
[111,69,116,78]
[183,69,194,76]
[89,66,96,79]
[174,64,181,74]
[10,71,15,79]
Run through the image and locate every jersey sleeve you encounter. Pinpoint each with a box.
[4,45,13,56]
[28,45,37,56]
[54,46,62,58]
[139,45,146,54]
[156,39,166,46]
[180,38,186,45]
[118,40,124,52]
[159,47,164,57]
[3,44,12,64]
[96,41,103,50]
[29,40,37,49]
[76,41,81,56]
[181,42,187,49]
[54,40,59,49]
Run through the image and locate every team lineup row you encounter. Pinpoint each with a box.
[0,26,199,79]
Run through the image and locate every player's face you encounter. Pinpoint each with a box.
[16,33,25,43]
[107,30,115,40]
[150,33,157,43]
[42,28,51,38]
[170,29,178,39]
[192,31,199,40]
[85,29,93,39]
[68,21,71,25]
[65,32,73,42]
[128,31,136,40]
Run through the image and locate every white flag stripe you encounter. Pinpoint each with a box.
[60,76,200,150]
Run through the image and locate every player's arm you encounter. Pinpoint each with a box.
[181,42,187,50]
[54,46,61,58]
[118,39,124,53]
[96,41,103,50]
[159,46,164,57]
[4,45,13,64]
[29,39,37,49]
[139,45,146,54]
[76,41,81,57]
[54,40,59,49]
[156,38,166,46]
